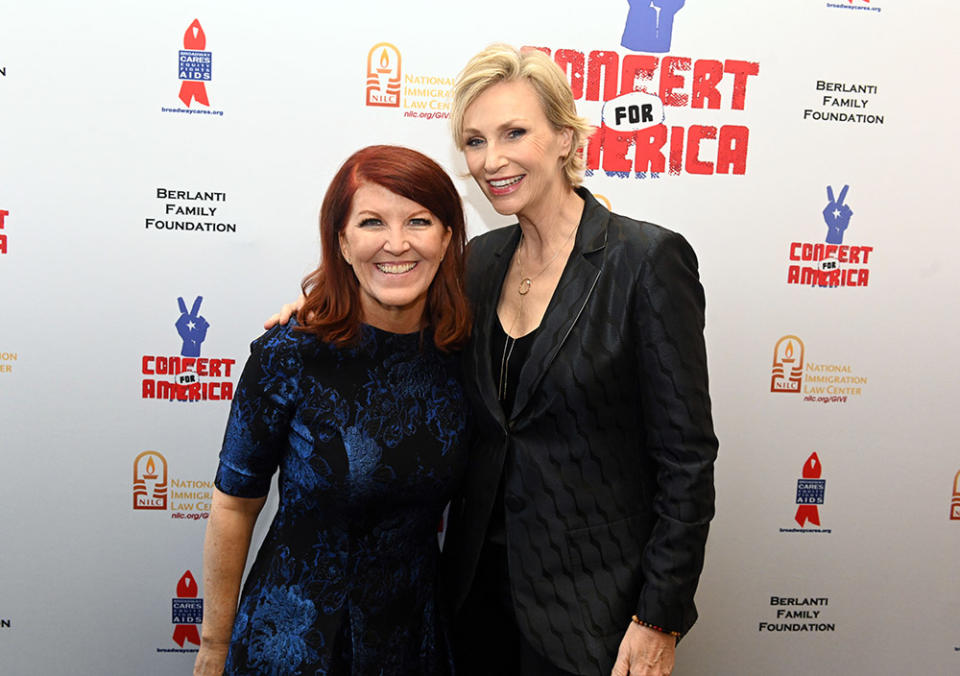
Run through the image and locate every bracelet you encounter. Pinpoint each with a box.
[631,615,682,638]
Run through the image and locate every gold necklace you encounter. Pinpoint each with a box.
[516,224,578,296]
[498,223,578,402]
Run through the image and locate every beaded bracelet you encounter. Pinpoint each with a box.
[631,615,682,638]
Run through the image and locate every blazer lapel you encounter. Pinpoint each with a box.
[467,225,521,430]
[510,189,609,422]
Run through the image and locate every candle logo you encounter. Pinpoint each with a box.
[771,335,804,393]
[133,451,168,510]
[365,43,401,107]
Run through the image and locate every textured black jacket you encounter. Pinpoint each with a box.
[442,187,718,675]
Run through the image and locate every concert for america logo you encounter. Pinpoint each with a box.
[162,19,223,117]
[140,296,235,402]
[786,185,874,288]
[529,1,759,179]
[0,208,9,255]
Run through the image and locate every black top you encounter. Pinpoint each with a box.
[486,318,539,546]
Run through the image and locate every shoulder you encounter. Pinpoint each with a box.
[606,213,693,260]
[247,318,324,373]
[466,225,517,262]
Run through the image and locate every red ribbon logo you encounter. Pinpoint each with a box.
[179,20,209,108]
[172,570,201,647]
[795,452,822,527]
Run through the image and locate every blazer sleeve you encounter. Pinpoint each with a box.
[631,228,718,637]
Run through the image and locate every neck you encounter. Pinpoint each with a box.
[516,184,584,262]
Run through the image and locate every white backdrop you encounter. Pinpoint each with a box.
[1,1,958,674]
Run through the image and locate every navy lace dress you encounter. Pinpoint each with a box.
[215,320,467,675]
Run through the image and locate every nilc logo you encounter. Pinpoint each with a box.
[795,453,825,527]
[771,335,804,393]
[171,571,203,647]
[0,208,9,255]
[178,19,212,107]
[134,451,168,510]
[621,0,685,53]
[365,43,401,107]
[951,471,960,520]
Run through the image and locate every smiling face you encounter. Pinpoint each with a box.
[461,79,573,221]
[338,182,452,333]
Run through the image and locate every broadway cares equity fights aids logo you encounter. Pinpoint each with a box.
[161,19,223,117]
[770,335,867,404]
[133,451,213,520]
[141,296,235,402]
[524,1,759,179]
[780,452,830,533]
[786,185,875,288]
[157,571,203,653]
[364,42,455,122]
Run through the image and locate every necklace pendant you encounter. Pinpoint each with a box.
[518,278,532,295]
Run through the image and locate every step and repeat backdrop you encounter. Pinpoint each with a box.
[1,1,957,674]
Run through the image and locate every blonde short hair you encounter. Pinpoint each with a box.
[451,44,594,187]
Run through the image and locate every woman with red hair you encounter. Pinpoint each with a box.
[194,145,471,676]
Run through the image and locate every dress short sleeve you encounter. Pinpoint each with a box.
[215,324,303,498]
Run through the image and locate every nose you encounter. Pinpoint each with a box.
[383,224,410,255]
[483,140,507,175]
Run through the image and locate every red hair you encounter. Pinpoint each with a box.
[297,145,471,351]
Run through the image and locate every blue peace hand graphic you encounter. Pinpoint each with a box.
[175,296,209,357]
[621,0,686,53]
[822,185,853,245]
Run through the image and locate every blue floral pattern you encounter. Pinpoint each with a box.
[216,321,467,675]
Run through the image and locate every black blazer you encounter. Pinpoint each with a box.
[442,188,718,675]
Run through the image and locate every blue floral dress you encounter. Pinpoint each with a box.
[215,321,467,675]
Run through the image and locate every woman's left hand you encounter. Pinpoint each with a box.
[611,622,676,676]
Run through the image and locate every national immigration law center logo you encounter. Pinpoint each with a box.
[134,451,168,510]
[771,335,804,393]
[364,43,455,121]
[770,335,867,404]
[140,296,235,402]
[951,470,960,520]
[786,185,874,288]
[366,43,401,107]
[162,19,223,117]
[133,451,213,519]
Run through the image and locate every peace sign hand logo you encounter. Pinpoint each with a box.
[175,296,210,357]
[823,185,853,245]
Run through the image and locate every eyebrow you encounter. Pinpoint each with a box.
[354,208,432,219]
[462,118,529,136]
